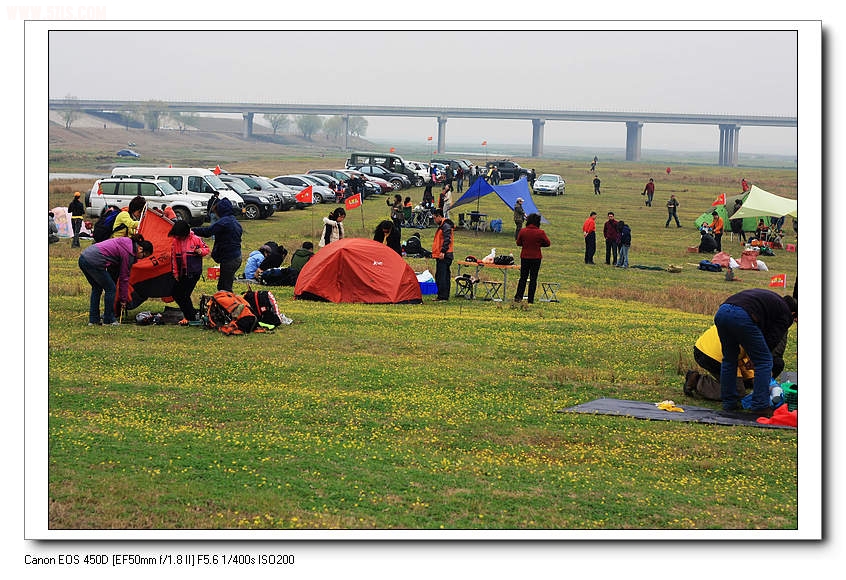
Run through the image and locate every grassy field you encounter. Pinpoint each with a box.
[44,127,803,533]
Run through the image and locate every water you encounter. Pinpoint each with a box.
[49,173,105,181]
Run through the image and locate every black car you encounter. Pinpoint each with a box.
[431,158,472,177]
[224,173,299,211]
[485,160,529,181]
[219,176,276,220]
[307,169,378,199]
[349,164,411,190]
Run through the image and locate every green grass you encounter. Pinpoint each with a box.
[46,154,800,531]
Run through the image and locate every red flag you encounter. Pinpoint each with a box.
[213,165,221,175]
[427,136,433,141]
[389,147,396,153]
[295,185,313,204]
[711,193,726,206]
[481,140,487,146]
[97,184,103,196]
[345,193,362,210]
[769,274,787,288]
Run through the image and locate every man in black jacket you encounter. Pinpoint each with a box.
[714,289,797,416]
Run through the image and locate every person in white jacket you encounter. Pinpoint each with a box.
[319,207,346,248]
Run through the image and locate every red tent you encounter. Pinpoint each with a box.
[121,208,176,309]
[294,238,423,304]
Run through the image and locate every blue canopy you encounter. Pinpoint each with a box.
[451,177,548,223]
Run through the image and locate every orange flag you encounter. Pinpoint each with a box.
[213,165,222,175]
[769,274,787,288]
[427,136,433,141]
[295,186,313,204]
[481,140,487,146]
[389,147,396,153]
[345,193,362,210]
[711,193,726,206]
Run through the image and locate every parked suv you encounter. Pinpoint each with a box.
[218,176,276,220]
[222,173,299,211]
[86,177,208,225]
[485,160,530,181]
[431,158,472,177]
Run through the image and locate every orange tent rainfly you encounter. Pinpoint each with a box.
[120,208,176,309]
[294,238,423,304]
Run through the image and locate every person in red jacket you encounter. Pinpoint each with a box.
[513,213,551,304]
[709,210,724,251]
[583,211,597,264]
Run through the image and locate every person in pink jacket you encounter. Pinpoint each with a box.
[78,234,153,325]
[167,220,210,324]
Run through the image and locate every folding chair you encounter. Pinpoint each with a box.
[454,275,478,299]
[540,282,560,303]
[481,281,504,301]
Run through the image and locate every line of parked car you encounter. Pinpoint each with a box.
[85,154,565,226]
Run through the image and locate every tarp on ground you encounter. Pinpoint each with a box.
[728,185,798,220]
[558,398,795,429]
[122,208,176,310]
[450,177,548,223]
[294,237,423,304]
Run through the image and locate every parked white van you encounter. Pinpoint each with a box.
[111,167,245,221]
[87,177,210,225]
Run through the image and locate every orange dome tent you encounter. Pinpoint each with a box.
[294,238,423,304]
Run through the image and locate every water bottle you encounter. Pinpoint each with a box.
[769,384,784,408]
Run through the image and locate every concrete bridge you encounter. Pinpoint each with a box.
[49,99,797,167]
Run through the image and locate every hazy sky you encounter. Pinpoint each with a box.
[48,27,799,154]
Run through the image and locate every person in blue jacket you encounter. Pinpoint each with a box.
[192,197,243,292]
[714,289,797,417]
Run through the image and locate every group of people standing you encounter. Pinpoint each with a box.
[601,211,632,268]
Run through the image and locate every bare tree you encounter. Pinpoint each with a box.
[142,100,167,132]
[60,94,80,129]
[264,113,290,136]
[296,115,323,140]
[349,116,368,137]
[169,111,197,133]
[119,106,138,130]
[323,116,345,140]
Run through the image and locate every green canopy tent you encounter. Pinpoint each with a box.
[728,185,797,219]
[694,186,796,232]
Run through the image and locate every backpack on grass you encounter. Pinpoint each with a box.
[243,289,285,327]
[260,267,299,286]
[201,291,258,335]
[683,370,722,400]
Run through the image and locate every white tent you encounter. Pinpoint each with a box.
[728,185,798,219]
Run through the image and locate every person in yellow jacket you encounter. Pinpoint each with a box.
[692,324,787,395]
[111,195,146,238]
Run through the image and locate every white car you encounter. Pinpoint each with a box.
[404,161,431,186]
[532,173,566,196]
[87,177,209,224]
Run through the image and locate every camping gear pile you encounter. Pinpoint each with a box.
[200,289,292,335]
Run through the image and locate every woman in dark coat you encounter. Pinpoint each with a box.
[373,220,402,255]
